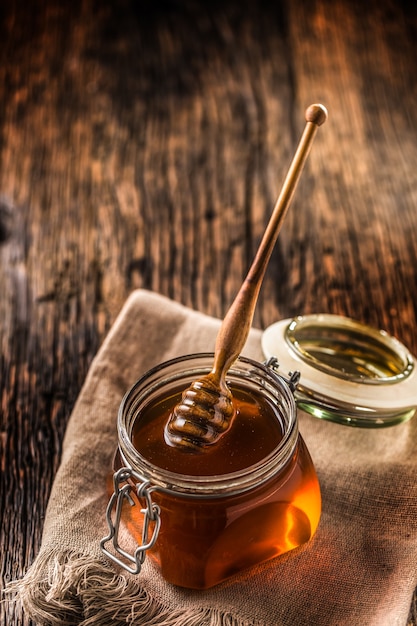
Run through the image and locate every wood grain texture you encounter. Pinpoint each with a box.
[0,0,416,623]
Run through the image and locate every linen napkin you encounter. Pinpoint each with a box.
[7,289,417,626]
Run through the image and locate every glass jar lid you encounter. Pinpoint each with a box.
[261,314,417,427]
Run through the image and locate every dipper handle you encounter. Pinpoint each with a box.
[212,104,328,378]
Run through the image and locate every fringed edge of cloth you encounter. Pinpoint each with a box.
[4,550,261,626]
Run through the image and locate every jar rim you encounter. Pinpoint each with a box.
[262,315,417,427]
[117,354,299,496]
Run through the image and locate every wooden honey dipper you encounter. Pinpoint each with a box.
[165,104,328,450]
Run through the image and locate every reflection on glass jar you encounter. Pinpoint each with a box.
[101,354,321,590]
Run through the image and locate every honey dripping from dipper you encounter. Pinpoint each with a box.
[165,104,328,451]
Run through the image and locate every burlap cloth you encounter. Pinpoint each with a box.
[8,289,417,625]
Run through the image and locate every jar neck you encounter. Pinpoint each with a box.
[118,354,299,497]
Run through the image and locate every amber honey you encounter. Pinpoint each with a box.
[132,383,285,475]
[106,355,321,589]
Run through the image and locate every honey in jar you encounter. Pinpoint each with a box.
[101,354,321,589]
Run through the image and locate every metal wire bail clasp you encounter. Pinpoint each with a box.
[100,466,161,574]
[264,356,301,392]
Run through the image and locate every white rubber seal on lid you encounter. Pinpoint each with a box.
[262,314,417,427]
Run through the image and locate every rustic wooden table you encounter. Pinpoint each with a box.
[1,0,416,624]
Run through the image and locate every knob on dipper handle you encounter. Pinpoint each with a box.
[305,103,328,126]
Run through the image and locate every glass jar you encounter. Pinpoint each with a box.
[101,354,321,590]
[262,315,417,427]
